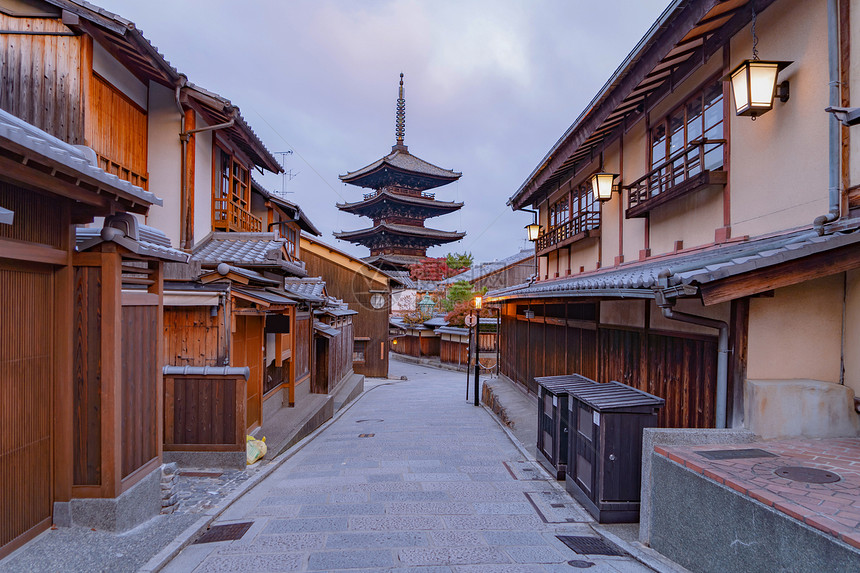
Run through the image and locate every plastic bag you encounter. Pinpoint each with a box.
[246,434,267,465]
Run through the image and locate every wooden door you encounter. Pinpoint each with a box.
[0,265,54,556]
[234,316,263,430]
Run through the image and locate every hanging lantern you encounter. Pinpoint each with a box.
[727,60,791,118]
[525,223,542,241]
[590,172,617,202]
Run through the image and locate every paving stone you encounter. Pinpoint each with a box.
[196,552,303,572]
[298,503,384,516]
[325,531,428,549]
[504,545,565,564]
[483,531,550,547]
[455,565,546,573]
[474,502,537,515]
[348,515,445,531]
[367,473,404,482]
[398,546,511,566]
[327,491,369,503]
[215,533,324,554]
[262,494,327,506]
[430,531,487,547]
[262,517,348,533]
[386,502,474,515]
[306,549,394,570]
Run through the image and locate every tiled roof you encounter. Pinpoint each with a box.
[233,287,295,306]
[363,254,428,268]
[487,221,860,302]
[283,277,327,301]
[191,233,307,277]
[385,270,416,289]
[440,249,534,285]
[0,108,162,209]
[341,149,461,182]
[76,216,188,262]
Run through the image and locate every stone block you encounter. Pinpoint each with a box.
[68,468,161,532]
[162,450,246,469]
[745,379,860,439]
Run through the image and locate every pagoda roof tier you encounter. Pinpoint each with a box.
[363,253,428,271]
[334,222,465,249]
[337,189,464,218]
[339,148,462,191]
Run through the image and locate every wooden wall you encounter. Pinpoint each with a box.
[120,304,159,479]
[440,339,468,365]
[86,74,148,188]
[499,301,717,429]
[164,306,227,366]
[0,182,66,247]
[164,375,245,451]
[0,264,54,554]
[301,247,389,377]
[295,313,311,383]
[0,13,84,144]
[72,266,102,486]
[399,333,440,358]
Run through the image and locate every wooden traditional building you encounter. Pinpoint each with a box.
[300,234,393,377]
[0,109,183,557]
[488,0,860,564]
[335,74,465,271]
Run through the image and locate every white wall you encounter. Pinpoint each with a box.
[193,111,213,246]
[145,81,181,244]
[92,42,147,109]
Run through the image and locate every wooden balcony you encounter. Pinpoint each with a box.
[626,139,726,218]
[536,209,600,255]
[214,199,263,233]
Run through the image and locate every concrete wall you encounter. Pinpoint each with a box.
[747,274,844,382]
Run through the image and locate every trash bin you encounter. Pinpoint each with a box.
[536,374,596,480]
[566,379,664,523]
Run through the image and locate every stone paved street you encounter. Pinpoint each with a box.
[164,361,656,572]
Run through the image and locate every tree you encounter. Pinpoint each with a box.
[442,281,488,325]
[442,280,476,312]
[409,257,465,281]
[445,252,473,270]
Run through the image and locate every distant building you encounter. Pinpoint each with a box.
[335,74,465,271]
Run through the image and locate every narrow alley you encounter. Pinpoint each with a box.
[161,360,656,572]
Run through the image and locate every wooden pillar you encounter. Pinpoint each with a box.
[53,224,74,504]
[182,109,196,250]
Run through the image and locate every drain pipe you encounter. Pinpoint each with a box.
[174,81,189,249]
[814,0,842,235]
[654,286,729,429]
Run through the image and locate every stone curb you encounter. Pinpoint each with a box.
[138,378,403,573]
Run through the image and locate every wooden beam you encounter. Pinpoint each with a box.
[0,238,68,265]
[701,243,860,305]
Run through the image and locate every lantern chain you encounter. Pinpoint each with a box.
[751,3,759,61]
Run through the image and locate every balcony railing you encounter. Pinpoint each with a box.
[626,138,726,218]
[213,199,262,233]
[364,190,436,200]
[535,209,600,253]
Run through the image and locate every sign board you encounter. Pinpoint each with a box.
[464,315,478,328]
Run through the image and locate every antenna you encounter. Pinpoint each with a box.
[274,151,299,196]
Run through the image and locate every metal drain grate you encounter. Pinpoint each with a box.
[775,466,841,483]
[358,433,375,438]
[696,448,778,461]
[557,535,625,556]
[179,471,223,478]
[193,522,253,544]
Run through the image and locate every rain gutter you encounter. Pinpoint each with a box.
[814,0,842,235]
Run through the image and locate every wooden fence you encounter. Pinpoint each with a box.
[163,368,248,452]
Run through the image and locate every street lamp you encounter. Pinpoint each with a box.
[418,293,435,316]
[590,172,618,202]
[525,222,542,241]
[475,295,483,310]
[727,59,791,118]
[472,296,482,407]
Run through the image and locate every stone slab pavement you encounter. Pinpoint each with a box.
[161,360,668,572]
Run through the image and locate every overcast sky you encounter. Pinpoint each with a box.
[100,0,668,263]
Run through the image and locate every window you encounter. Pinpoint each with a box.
[649,78,724,195]
[549,196,568,228]
[536,182,599,252]
[353,340,367,363]
[213,146,261,232]
[282,223,297,259]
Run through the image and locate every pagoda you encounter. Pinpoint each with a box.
[335,74,465,271]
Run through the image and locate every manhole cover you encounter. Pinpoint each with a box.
[356,419,384,423]
[568,560,595,568]
[557,535,625,556]
[697,448,778,461]
[193,522,253,544]
[358,433,375,438]
[774,466,841,483]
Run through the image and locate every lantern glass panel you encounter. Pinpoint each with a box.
[525,223,541,241]
[749,62,779,107]
[730,65,750,114]
[591,173,615,202]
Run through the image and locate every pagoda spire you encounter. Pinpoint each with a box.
[393,73,407,152]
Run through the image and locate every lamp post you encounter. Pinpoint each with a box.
[473,296,482,407]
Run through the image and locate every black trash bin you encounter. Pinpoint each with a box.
[566,379,664,523]
[535,374,595,480]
